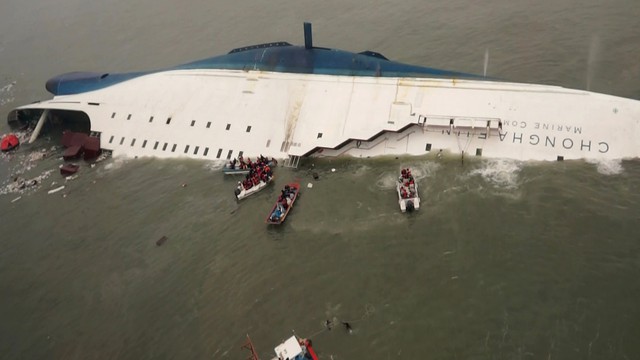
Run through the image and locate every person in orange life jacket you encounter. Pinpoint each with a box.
[279,195,288,210]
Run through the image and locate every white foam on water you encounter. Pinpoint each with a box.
[404,161,440,181]
[204,160,225,171]
[351,164,371,177]
[469,159,522,190]
[375,172,398,190]
[586,158,624,176]
[101,155,129,172]
[0,80,16,106]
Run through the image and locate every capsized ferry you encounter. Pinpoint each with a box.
[7,23,640,165]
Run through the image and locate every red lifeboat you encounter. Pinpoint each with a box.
[1,134,20,152]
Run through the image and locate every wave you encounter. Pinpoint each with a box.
[586,158,624,175]
[469,158,522,190]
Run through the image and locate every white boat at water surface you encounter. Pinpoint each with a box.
[7,23,640,164]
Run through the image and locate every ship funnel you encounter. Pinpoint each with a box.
[304,22,313,49]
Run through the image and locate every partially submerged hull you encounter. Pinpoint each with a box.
[8,24,640,163]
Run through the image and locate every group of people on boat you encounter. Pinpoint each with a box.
[399,168,417,199]
[269,184,296,222]
[227,154,276,171]
[237,156,274,191]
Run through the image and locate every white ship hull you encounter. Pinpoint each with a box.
[14,69,639,162]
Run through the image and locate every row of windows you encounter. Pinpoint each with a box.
[111,112,253,132]
[107,135,247,159]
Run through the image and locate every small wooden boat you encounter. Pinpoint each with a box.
[397,168,420,212]
[242,334,318,360]
[266,182,300,224]
[234,175,274,200]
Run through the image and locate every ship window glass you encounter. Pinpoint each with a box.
[206,122,211,128]
[476,148,482,156]
[203,147,209,156]
[162,143,168,151]
[142,140,147,148]
[127,114,132,120]
[266,139,271,147]
[171,144,177,152]
[149,116,154,123]
[109,135,114,144]
[153,141,159,150]
[216,148,222,159]
[166,117,172,125]
[317,132,323,139]
[238,151,243,158]
[184,145,190,154]
[191,120,196,127]
[120,137,125,145]
[246,126,251,133]
[111,112,116,119]
[226,124,231,130]
[226,150,233,160]
[130,138,136,147]
[194,146,199,155]
[425,143,432,151]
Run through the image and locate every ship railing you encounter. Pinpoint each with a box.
[418,115,503,136]
[283,155,301,168]
[241,335,260,360]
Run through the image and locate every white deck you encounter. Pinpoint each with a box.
[273,336,302,360]
[17,69,640,162]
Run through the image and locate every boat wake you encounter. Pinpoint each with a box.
[406,161,440,181]
[375,172,398,190]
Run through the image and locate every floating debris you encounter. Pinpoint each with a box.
[47,185,65,194]
[156,236,168,246]
[11,196,21,203]
[342,321,353,334]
